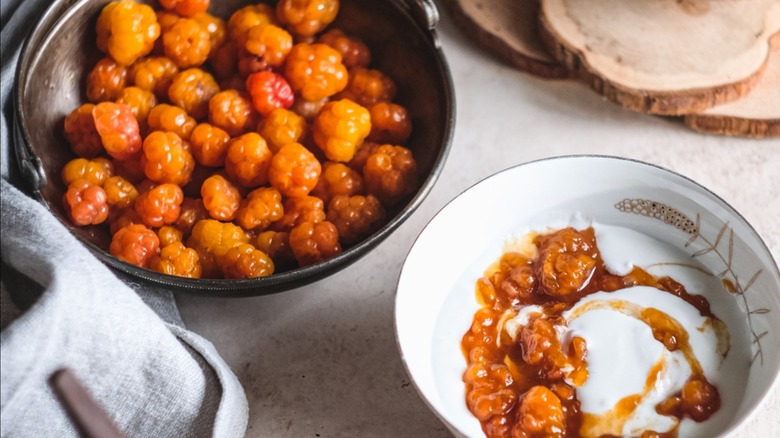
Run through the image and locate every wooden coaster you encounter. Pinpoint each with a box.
[684,34,780,138]
[440,0,570,79]
[539,0,780,115]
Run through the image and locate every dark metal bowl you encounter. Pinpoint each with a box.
[13,0,454,296]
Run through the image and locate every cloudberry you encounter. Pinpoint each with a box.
[128,56,179,99]
[326,194,384,245]
[187,219,249,257]
[285,43,347,102]
[201,174,241,221]
[159,0,209,17]
[175,197,209,236]
[134,183,184,227]
[193,12,226,54]
[338,67,396,108]
[113,155,146,184]
[116,86,158,124]
[151,241,202,278]
[235,187,284,231]
[92,102,142,160]
[225,132,273,188]
[163,18,211,69]
[157,225,183,247]
[276,0,339,38]
[189,123,230,166]
[168,68,220,120]
[96,0,160,66]
[147,104,197,141]
[318,29,370,69]
[86,58,128,103]
[255,230,294,265]
[110,223,160,268]
[268,142,321,198]
[257,108,307,154]
[246,71,294,117]
[312,99,371,162]
[244,24,293,69]
[142,131,195,185]
[367,102,412,144]
[310,161,363,204]
[219,243,274,278]
[228,4,277,47]
[103,175,139,209]
[208,89,258,136]
[62,157,113,186]
[289,220,341,266]
[64,179,109,226]
[363,144,418,206]
[64,104,103,158]
[272,195,325,232]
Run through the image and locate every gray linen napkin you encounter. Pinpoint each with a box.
[0,1,249,436]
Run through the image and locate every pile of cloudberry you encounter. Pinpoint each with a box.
[61,0,418,279]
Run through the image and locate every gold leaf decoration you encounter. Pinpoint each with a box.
[615,199,698,234]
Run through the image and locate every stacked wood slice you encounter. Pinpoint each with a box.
[442,0,780,138]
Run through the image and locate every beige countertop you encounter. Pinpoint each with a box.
[177,10,780,437]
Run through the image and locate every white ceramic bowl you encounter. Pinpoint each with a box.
[395,155,780,437]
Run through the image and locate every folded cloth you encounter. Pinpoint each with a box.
[0,1,248,437]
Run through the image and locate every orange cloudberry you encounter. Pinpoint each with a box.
[367,102,412,144]
[151,241,202,278]
[134,182,184,227]
[276,0,339,38]
[363,144,418,206]
[224,132,273,188]
[64,104,103,158]
[63,179,109,226]
[62,157,114,187]
[289,220,341,267]
[326,194,384,245]
[163,18,212,69]
[312,98,371,162]
[208,89,258,136]
[219,243,275,278]
[96,0,160,66]
[92,102,142,160]
[268,142,321,198]
[189,123,230,167]
[235,187,284,231]
[128,56,179,99]
[147,104,197,141]
[201,174,242,221]
[86,58,127,103]
[142,131,195,185]
[284,43,347,102]
[110,223,160,268]
[257,108,307,154]
[168,68,220,120]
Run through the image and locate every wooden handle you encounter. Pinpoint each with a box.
[49,368,127,438]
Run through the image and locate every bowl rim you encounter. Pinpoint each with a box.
[394,153,780,437]
[12,0,456,297]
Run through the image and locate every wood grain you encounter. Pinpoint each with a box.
[685,34,780,138]
[539,0,780,115]
[441,0,570,79]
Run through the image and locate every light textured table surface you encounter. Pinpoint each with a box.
[177,11,780,437]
